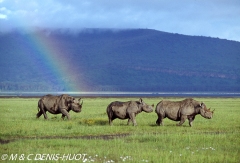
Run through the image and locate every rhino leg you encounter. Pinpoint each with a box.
[156,118,163,126]
[61,109,70,120]
[40,107,48,119]
[188,116,195,127]
[127,118,131,125]
[38,102,48,119]
[156,119,160,126]
[36,110,43,118]
[107,112,114,125]
[62,114,66,120]
[42,110,48,119]
[129,113,137,126]
[109,117,117,126]
[109,119,113,125]
[62,110,70,120]
[177,115,187,126]
[156,114,164,126]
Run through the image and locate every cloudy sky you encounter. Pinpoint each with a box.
[0,0,240,41]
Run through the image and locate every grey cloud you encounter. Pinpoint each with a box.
[0,0,240,41]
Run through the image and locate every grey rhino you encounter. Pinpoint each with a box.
[106,98,154,126]
[36,94,83,120]
[155,98,214,127]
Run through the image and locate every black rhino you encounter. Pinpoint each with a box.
[36,94,83,120]
[107,98,154,126]
[155,98,214,127]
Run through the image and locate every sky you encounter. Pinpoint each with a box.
[0,0,240,42]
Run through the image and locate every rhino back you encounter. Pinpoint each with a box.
[109,101,130,119]
[179,99,200,116]
[157,100,181,121]
[180,102,195,116]
[127,101,142,114]
[41,95,61,113]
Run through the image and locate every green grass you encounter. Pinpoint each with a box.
[0,97,240,162]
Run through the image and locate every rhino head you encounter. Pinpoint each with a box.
[199,103,214,119]
[70,98,83,113]
[139,98,154,113]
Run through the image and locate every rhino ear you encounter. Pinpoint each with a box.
[70,97,75,103]
[139,98,143,103]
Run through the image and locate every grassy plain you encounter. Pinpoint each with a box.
[0,97,239,163]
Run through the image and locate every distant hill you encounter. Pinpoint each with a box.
[0,28,240,92]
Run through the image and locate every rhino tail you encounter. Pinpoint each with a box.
[37,99,42,112]
[37,103,41,112]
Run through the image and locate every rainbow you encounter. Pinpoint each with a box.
[22,28,84,92]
